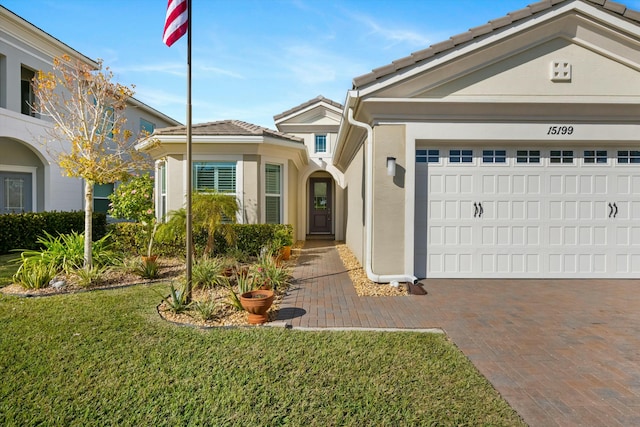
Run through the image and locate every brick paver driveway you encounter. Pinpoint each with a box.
[279,241,640,426]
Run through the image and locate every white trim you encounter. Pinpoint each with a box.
[261,156,288,224]
[0,164,37,211]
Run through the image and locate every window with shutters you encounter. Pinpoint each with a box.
[193,162,236,193]
[265,163,281,224]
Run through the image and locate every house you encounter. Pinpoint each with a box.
[138,96,346,241]
[0,5,180,215]
[144,0,640,280]
[336,0,640,280]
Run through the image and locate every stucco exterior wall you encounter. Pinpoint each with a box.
[287,159,298,238]
[371,125,406,275]
[343,143,365,266]
[243,155,259,224]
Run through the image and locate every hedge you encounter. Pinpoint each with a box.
[0,211,107,254]
[109,222,294,258]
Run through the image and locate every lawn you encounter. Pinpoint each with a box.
[0,284,525,426]
[0,253,19,287]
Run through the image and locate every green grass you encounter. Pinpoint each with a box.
[0,253,19,287]
[0,285,525,426]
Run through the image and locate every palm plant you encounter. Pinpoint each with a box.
[156,191,239,258]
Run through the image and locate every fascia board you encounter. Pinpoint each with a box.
[274,101,344,125]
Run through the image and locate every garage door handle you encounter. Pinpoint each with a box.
[479,202,484,218]
[474,203,478,218]
[609,203,614,218]
[614,203,618,218]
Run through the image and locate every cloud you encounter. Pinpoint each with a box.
[348,12,432,48]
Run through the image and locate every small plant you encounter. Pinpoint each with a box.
[226,270,257,311]
[255,250,290,292]
[156,282,190,314]
[129,257,160,279]
[190,298,219,321]
[73,266,108,288]
[12,260,57,290]
[192,257,225,289]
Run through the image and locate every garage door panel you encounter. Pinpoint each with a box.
[417,146,640,278]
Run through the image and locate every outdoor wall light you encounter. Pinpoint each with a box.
[386,156,396,177]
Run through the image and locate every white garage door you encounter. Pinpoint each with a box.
[415,147,640,278]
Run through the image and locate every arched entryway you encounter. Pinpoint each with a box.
[0,137,46,213]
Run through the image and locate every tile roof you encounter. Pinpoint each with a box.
[273,95,344,121]
[352,0,640,88]
[153,119,303,143]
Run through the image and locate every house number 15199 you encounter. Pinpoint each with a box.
[547,126,574,135]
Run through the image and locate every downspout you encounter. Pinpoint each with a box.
[347,108,418,285]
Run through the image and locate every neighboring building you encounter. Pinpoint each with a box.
[142,0,640,281]
[0,6,180,215]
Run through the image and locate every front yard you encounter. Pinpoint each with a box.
[0,283,525,426]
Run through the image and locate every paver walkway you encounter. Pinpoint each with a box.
[277,240,640,427]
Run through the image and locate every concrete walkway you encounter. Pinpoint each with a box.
[277,240,640,427]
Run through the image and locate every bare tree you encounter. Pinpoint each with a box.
[33,55,152,269]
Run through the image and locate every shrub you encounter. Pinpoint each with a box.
[0,211,107,255]
[16,231,118,274]
[12,260,56,290]
[213,224,294,256]
[109,222,184,257]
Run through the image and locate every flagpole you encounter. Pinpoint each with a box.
[185,0,193,300]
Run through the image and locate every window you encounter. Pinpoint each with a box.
[140,118,156,135]
[20,66,36,117]
[94,183,114,214]
[550,150,574,164]
[158,162,167,221]
[314,135,327,153]
[449,149,472,163]
[516,150,540,164]
[618,150,640,164]
[482,150,506,163]
[193,162,236,193]
[265,164,282,224]
[584,150,607,164]
[416,149,439,163]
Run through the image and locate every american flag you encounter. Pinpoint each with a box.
[163,0,188,47]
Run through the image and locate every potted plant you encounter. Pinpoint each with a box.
[240,289,275,324]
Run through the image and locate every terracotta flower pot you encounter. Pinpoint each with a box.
[240,289,275,324]
[280,246,291,261]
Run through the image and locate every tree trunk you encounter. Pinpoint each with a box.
[84,180,94,270]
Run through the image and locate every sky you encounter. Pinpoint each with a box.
[4,0,640,128]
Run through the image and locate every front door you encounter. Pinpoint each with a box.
[309,178,332,233]
[0,172,33,214]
